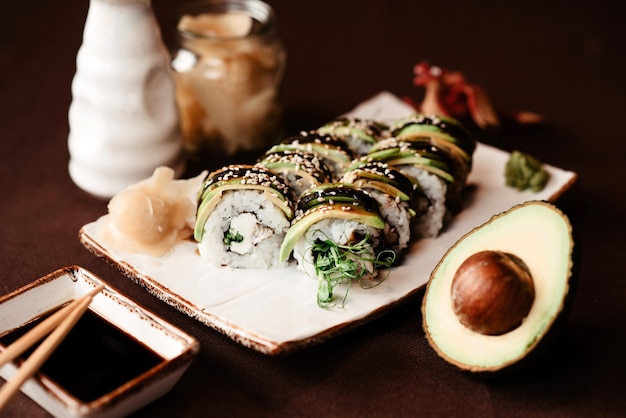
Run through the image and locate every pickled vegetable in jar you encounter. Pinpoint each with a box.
[171,0,285,158]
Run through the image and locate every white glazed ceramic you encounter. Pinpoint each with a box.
[79,92,577,355]
[68,0,185,199]
[0,266,199,417]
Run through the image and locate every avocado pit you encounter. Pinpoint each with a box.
[451,250,535,335]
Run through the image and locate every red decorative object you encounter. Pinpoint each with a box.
[405,61,500,129]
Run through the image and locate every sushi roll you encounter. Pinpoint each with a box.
[317,117,389,156]
[279,183,395,307]
[389,114,476,219]
[340,159,425,255]
[194,165,293,269]
[269,131,354,180]
[366,137,456,238]
[379,136,470,211]
[257,148,333,199]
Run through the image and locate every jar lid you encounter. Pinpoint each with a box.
[176,0,277,41]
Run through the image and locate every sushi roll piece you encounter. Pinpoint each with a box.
[257,148,333,199]
[317,117,389,156]
[340,159,425,255]
[377,136,470,211]
[389,114,476,223]
[280,184,395,307]
[366,138,456,238]
[269,131,354,180]
[194,165,294,269]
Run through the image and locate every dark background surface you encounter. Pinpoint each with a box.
[1,0,625,416]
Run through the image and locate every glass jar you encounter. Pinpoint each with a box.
[171,0,286,160]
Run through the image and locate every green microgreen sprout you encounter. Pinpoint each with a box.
[223,228,244,248]
[310,233,396,309]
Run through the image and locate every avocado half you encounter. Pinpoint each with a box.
[422,201,574,373]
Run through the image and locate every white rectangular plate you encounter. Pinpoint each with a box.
[79,92,577,355]
[0,266,199,417]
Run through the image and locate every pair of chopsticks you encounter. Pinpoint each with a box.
[0,284,105,410]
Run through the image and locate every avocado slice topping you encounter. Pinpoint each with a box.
[296,183,380,214]
[279,204,386,263]
[392,113,476,155]
[317,125,377,145]
[269,143,352,167]
[367,148,455,183]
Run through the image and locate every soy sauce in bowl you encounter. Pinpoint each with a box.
[0,308,165,403]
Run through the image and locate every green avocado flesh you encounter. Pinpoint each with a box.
[263,162,319,185]
[350,178,410,202]
[367,149,455,183]
[422,201,573,373]
[270,143,351,165]
[318,125,377,144]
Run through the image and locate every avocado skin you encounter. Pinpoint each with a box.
[421,201,578,377]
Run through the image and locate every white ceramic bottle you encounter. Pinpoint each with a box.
[68,0,185,199]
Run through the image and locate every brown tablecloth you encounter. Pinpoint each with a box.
[1,0,625,416]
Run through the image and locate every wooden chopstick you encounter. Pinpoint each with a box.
[0,284,105,370]
[0,284,105,410]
